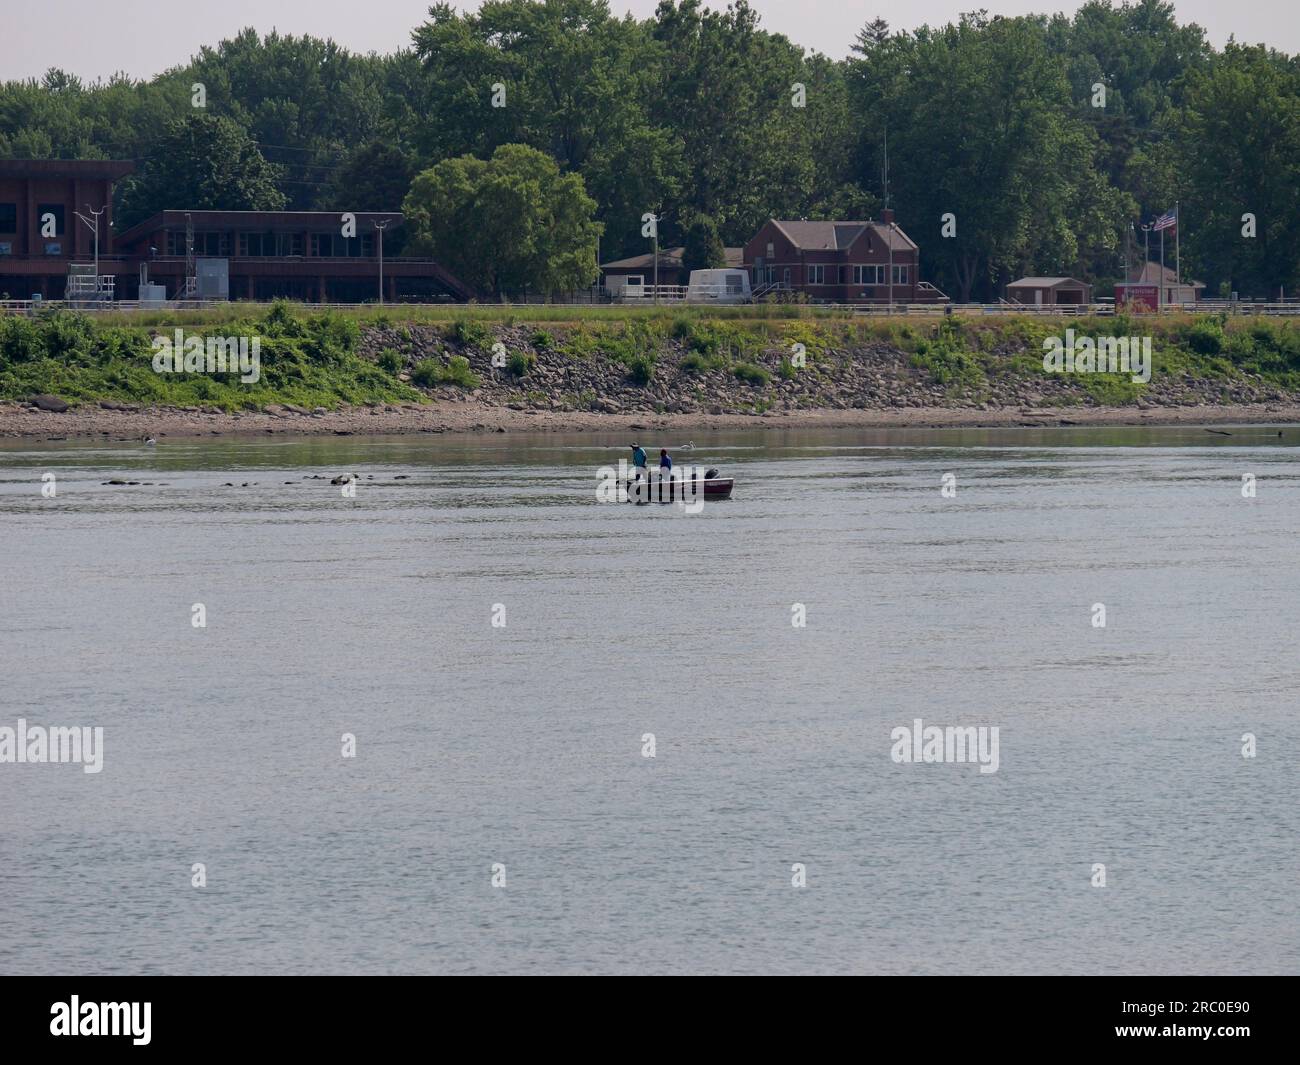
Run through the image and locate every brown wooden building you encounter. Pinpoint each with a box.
[743,212,943,303]
[0,159,132,298]
[114,210,474,302]
[600,246,744,291]
[1005,276,1093,307]
[0,160,473,302]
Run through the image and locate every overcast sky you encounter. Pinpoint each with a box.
[2,1,1296,83]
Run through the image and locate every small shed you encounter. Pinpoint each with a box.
[1006,276,1093,307]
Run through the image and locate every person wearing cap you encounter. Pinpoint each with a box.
[630,443,648,480]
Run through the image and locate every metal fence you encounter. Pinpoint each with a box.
[2,297,1299,318]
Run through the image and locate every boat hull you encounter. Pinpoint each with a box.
[622,476,733,504]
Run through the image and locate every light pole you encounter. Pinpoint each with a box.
[75,203,106,301]
[373,219,390,304]
[650,212,659,305]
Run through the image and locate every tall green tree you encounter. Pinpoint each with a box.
[681,213,726,271]
[850,14,1131,301]
[1169,43,1300,296]
[403,143,602,297]
[413,0,679,259]
[115,113,286,228]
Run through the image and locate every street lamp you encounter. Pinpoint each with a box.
[74,203,106,302]
[372,219,390,304]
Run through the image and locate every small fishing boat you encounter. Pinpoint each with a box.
[624,468,733,504]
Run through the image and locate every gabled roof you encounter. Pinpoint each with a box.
[601,246,743,270]
[1127,261,1204,288]
[1007,276,1090,289]
[769,219,917,253]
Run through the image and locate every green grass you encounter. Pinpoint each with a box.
[411,355,480,389]
[732,362,771,386]
[5,302,1297,410]
[0,304,420,411]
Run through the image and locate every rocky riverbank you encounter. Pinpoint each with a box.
[4,310,1300,439]
[6,397,1300,442]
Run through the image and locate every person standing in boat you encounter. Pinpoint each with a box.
[630,443,648,480]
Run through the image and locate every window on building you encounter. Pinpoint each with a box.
[0,204,16,233]
[37,204,65,236]
[196,231,230,257]
[808,264,825,285]
[239,232,277,257]
[854,265,885,285]
[892,264,909,285]
[766,241,775,259]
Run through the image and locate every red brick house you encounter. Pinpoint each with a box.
[743,212,942,303]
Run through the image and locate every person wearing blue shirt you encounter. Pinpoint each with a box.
[659,449,672,471]
[630,443,648,480]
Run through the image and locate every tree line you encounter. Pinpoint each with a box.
[1,0,1296,300]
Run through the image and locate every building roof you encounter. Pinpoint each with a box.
[770,220,917,253]
[1127,261,1204,288]
[115,209,404,245]
[600,246,743,270]
[1007,276,1091,289]
[0,159,135,180]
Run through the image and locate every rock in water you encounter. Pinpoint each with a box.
[330,474,356,485]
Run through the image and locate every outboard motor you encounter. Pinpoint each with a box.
[705,468,719,480]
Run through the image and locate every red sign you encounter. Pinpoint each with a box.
[1116,284,1159,313]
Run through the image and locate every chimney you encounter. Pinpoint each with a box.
[880,208,895,225]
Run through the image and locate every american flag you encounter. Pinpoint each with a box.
[1153,208,1178,231]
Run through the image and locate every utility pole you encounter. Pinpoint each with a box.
[74,204,106,301]
[372,219,390,305]
[883,128,893,312]
[1159,226,1165,311]
[1174,200,1180,288]
[652,212,659,305]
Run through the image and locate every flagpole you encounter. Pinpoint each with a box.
[1175,201,1180,289]
[1159,227,1165,311]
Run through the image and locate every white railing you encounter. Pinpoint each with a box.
[614,285,689,302]
[3,298,1299,318]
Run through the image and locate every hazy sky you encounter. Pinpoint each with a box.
[1,1,1297,83]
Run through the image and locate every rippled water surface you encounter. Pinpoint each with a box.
[1,426,1296,974]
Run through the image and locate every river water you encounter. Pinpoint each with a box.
[1,426,1296,974]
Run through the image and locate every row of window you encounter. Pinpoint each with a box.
[164,231,377,258]
[0,203,65,235]
[757,264,910,286]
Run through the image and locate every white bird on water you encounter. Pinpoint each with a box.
[677,441,696,450]
[143,437,157,446]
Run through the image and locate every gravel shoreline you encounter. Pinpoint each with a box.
[5,398,1300,441]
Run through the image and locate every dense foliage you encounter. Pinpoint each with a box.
[2,0,1296,299]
